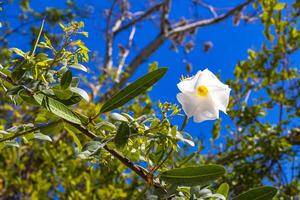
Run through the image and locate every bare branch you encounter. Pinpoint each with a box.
[99,0,254,102]
[160,0,171,34]
[114,2,164,36]
[168,0,255,36]
[103,0,119,72]
[118,34,165,84]
[198,1,218,18]
[116,26,136,82]
[100,34,166,101]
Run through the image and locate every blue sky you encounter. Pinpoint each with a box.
[0,0,286,151]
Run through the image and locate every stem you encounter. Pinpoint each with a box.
[180,115,188,131]
[0,121,59,142]
[65,121,150,183]
[151,148,173,173]
[0,71,14,85]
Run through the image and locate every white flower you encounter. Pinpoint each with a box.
[176,69,231,123]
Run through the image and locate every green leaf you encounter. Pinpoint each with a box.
[20,91,39,105]
[34,132,52,142]
[6,85,25,95]
[61,70,72,90]
[4,141,20,148]
[110,113,128,122]
[160,165,225,186]
[39,121,63,135]
[114,122,131,149]
[100,68,167,113]
[10,48,26,58]
[58,93,82,105]
[53,88,73,100]
[70,87,90,102]
[0,130,9,135]
[274,3,286,11]
[216,183,229,199]
[64,123,82,150]
[232,186,277,200]
[78,141,104,159]
[95,121,116,132]
[11,68,26,82]
[33,93,82,124]
[176,132,195,147]
[69,63,88,72]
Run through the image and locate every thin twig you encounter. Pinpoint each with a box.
[114,2,164,36]
[151,148,173,173]
[168,0,255,36]
[198,1,218,18]
[180,115,189,131]
[115,26,136,82]
[103,0,119,72]
[0,121,59,143]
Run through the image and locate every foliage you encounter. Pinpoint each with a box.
[0,0,299,199]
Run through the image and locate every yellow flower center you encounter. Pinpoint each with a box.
[196,85,208,97]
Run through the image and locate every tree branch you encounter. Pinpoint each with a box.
[113,2,164,36]
[100,34,166,101]
[103,0,119,72]
[115,26,136,82]
[197,1,218,18]
[65,121,150,183]
[168,0,255,36]
[160,0,171,34]
[99,0,254,102]
[0,71,15,86]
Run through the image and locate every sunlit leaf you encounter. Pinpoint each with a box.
[160,165,225,186]
[61,70,72,90]
[34,132,52,142]
[114,122,131,149]
[33,93,82,124]
[216,183,229,199]
[70,87,90,102]
[69,63,88,72]
[110,113,128,122]
[100,68,167,113]
[232,186,277,200]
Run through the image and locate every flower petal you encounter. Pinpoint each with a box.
[176,93,200,117]
[177,71,201,93]
[193,95,219,123]
[196,69,229,89]
[210,87,231,113]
